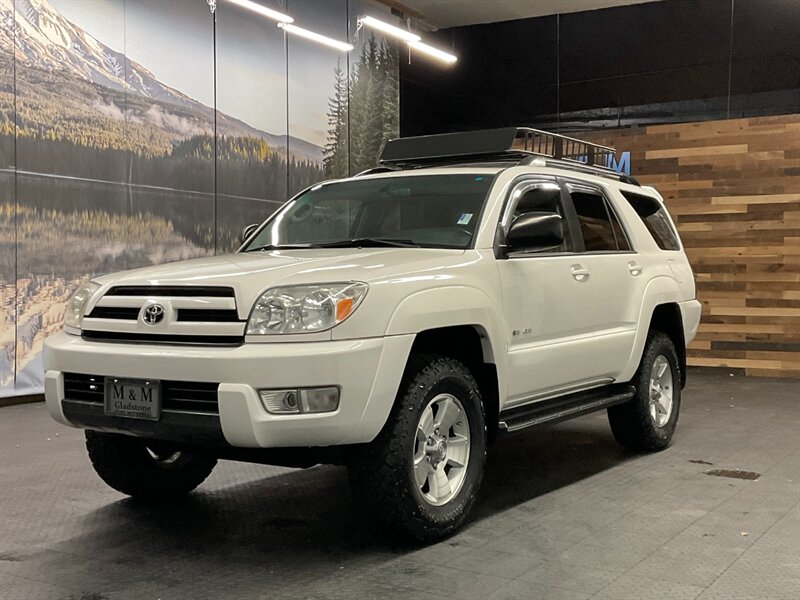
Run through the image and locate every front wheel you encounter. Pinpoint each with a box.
[608,331,681,452]
[85,431,217,501]
[348,355,487,542]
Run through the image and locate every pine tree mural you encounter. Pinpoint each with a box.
[323,59,349,178]
[322,33,399,178]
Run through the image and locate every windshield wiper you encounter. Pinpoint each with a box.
[244,243,319,252]
[315,237,420,248]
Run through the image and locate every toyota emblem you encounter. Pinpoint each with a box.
[142,304,165,326]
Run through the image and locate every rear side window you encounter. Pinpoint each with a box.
[570,190,631,252]
[621,191,681,251]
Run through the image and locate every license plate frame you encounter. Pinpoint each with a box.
[104,377,161,421]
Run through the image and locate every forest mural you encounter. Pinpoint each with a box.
[0,0,399,397]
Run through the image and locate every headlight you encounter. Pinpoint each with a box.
[64,280,101,330]
[247,282,368,335]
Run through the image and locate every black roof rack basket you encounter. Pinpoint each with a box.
[380,127,616,171]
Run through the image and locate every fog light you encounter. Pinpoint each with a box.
[259,389,300,414]
[259,387,340,414]
[300,387,340,413]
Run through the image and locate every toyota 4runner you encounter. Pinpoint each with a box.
[44,128,701,541]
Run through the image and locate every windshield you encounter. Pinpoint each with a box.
[241,173,496,251]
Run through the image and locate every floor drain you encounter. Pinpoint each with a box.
[705,469,760,480]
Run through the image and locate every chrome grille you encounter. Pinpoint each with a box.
[88,306,139,320]
[81,285,245,345]
[105,286,234,297]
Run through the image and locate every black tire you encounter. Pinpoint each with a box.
[85,431,217,501]
[608,331,681,452]
[348,354,487,543]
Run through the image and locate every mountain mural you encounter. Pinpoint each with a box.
[1,0,400,398]
[0,0,322,161]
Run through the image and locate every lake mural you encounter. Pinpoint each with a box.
[0,0,400,397]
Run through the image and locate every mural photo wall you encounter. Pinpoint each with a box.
[0,0,14,395]
[287,0,343,197]
[0,0,400,397]
[215,0,289,253]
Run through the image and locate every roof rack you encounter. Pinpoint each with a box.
[379,127,624,179]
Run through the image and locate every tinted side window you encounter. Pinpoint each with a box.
[608,203,631,251]
[570,190,630,252]
[621,191,681,251]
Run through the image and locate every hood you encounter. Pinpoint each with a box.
[94,248,469,309]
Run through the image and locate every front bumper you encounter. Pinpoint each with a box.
[44,332,414,448]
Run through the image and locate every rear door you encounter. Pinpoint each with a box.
[564,181,645,379]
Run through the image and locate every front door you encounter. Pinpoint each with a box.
[497,178,603,405]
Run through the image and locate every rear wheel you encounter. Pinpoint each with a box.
[85,431,217,500]
[348,355,486,542]
[608,331,681,451]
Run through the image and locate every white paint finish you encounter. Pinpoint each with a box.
[44,332,415,447]
[44,370,69,426]
[500,254,600,398]
[399,0,663,28]
[44,159,701,447]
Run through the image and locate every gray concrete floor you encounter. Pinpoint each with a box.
[1,369,798,600]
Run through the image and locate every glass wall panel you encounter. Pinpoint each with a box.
[0,0,14,396]
[286,0,344,196]
[348,0,400,174]
[124,0,215,260]
[215,0,288,253]
[14,0,128,182]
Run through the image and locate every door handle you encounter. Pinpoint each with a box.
[628,261,643,276]
[570,264,590,282]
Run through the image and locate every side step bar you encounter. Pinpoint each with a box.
[498,383,636,434]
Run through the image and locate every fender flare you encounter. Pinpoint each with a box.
[620,276,686,382]
[385,285,508,400]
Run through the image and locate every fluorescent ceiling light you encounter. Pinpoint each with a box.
[358,15,420,43]
[408,40,457,64]
[226,0,293,23]
[278,23,354,52]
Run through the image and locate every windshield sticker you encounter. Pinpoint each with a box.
[457,213,473,225]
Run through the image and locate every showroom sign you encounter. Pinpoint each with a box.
[573,151,631,175]
[606,151,631,175]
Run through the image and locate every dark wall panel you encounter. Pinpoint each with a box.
[730,0,800,116]
[401,16,557,134]
[558,0,731,114]
[400,0,800,135]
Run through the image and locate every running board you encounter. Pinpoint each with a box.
[498,383,636,434]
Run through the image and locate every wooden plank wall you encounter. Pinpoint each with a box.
[584,114,800,378]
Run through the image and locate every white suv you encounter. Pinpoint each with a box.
[44,128,701,541]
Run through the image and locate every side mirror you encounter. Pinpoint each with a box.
[505,212,564,253]
[241,223,259,245]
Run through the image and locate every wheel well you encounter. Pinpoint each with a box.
[649,304,687,387]
[410,326,500,443]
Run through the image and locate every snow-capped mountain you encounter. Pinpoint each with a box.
[0,0,323,161]
[5,0,197,107]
